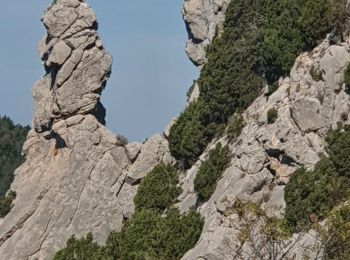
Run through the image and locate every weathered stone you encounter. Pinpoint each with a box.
[43,4,78,37]
[46,40,72,66]
[56,48,84,86]
[126,142,142,162]
[32,76,53,133]
[183,0,230,66]
[126,134,171,184]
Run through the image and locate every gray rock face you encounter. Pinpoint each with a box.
[36,0,111,129]
[183,0,230,66]
[179,38,350,259]
[0,1,172,259]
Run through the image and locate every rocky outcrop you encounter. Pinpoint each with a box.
[178,37,350,259]
[0,1,172,259]
[183,0,230,66]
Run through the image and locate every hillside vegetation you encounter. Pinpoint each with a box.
[0,116,29,195]
[169,0,347,168]
[0,116,28,217]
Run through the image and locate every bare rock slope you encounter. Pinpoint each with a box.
[0,1,172,259]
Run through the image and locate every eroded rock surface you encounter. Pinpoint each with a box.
[0,1,172,259]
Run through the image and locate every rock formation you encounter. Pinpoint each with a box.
[0,1,172,259]
[183,0,230,66]
[2,0,350,259]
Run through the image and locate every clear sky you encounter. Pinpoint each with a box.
[0,0,198,142]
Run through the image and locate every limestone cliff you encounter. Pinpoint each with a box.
[0,1,172,259]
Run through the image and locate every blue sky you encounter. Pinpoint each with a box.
[0,0,198,141]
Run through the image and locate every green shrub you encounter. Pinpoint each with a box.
[186,81,197,101]
[106,208,203,260]
[134,164,180,213]
[168,0,346,168]
[285,126,350,231]
[227,114,245,141]
[0,116,29,196]
[344,63,350,93]
[54,233,109,260]
[194,143,231,204]
[168,101,211,168]
[0,190,16,218]
[267,108,278,124]
[323,203,350,259]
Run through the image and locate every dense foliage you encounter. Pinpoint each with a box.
[285,126,350,231]
[194,143,231,204]
[55,165,203,259]
[169,0,347,168]
[106,208,203,260]
[0,116,29,196]
[0,190,16,218]
[54,233,110,260]
[134,164,181,214]
[344,62,350,93]
[267,108,278,124]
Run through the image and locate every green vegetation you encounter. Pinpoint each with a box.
[134,164,181,213]
[323,203,350,259]
[54,233,110,260]
[194,143,231,204]
[169,0,346,168]
[55,165,204,259]
[0,116,29,196]
[0,191,16,218]
[234,199,295,258]
[267,108,278,124]
[285,126,350,231]
[344,63,350,93]
[227,114,245,141]
[106,208,203,260]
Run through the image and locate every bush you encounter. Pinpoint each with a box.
[168,0,346,168]
[227,114,245,141]
[344,63,350,93]
[106,208,203,260]
[55,164,204,260]
[134,164,181,213]
[267,108,278,124]
[194,143,231,204]
[0,190,16,218]
[285,126,350,231]
[323,203,350,259]
[54,233,110,260]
